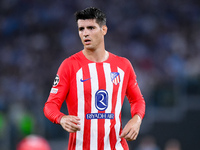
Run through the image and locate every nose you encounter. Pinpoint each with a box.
[83,29,89,37]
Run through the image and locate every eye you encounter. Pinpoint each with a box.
[79,27,84,31]
[88,26,95,30]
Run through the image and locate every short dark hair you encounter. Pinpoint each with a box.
[75,7,106,26]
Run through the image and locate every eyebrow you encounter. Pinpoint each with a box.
[78,25,96,30]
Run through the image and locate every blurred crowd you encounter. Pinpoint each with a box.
[0,0,200,149]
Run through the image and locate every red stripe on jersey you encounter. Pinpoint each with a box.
[109,66,119,150]
[68,133,76,150]
[96,63,106,150]
[82,65,91,150]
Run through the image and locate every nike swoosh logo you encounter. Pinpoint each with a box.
[80,78,91,82]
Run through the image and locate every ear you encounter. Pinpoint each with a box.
[102,25,108,35]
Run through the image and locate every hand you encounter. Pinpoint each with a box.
[119,114,142,141]
[60,115,81,133]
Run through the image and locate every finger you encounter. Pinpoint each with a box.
[71,124,81,131]
[123,130,132,141]
[66,121,81,131]
[61,121,80,132]
[119,128,129,138]
[133,133,138,140]
[68,116,81,125]
[71,118,81,125]
[119,132,125,138]
[123,128,136,140]
[68,126,80,132]
[65,127,77,133]
[64,123,81,133]
[71,116,81,121]
[126,131,138,141]
[128,133,137,141]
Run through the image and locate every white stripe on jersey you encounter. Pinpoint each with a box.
[103,63,113,150]
[115,67,124,150]
[89,63,98,150]
[76,68,85,150]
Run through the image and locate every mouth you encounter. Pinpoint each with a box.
[84,39,91,45]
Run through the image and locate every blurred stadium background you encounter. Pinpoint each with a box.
[0,0,200,149]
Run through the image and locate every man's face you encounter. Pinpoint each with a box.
[77,19,107,50]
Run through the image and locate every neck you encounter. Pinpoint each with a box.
[82,48,109,62]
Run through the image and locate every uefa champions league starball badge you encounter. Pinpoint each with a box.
[53,74,59,87]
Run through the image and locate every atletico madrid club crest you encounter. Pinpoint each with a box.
[110,72,120,85]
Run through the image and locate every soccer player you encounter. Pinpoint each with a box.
[43,7,145,150]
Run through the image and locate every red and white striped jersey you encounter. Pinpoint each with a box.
[44,51,145,150]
